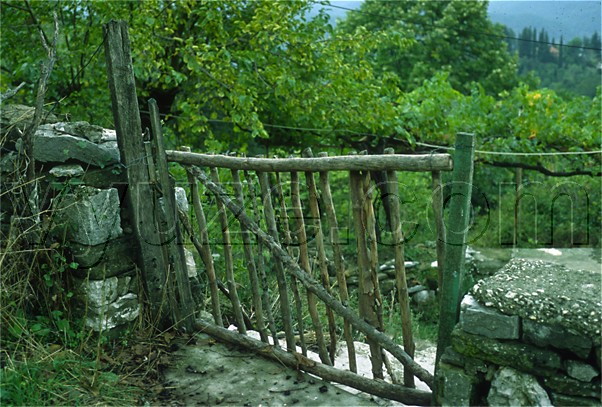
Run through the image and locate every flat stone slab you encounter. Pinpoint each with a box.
[512,248,601,273]
[34,123,120,167]
[472,258,601,340]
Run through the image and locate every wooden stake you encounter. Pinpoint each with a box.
[350,170,383,380]
[302,148,337,363]
[210,167,246,334]
[317,152,357,373]
[290,171,331,365]
[148,99,195,330]
[384,147,415,388]
[274,171,308,355]
[104,20,169,327]
[232,169,268,342]
[245,171,279,345]
[258,171,296,351]
[186,163,222,326]
[431,171,446,290]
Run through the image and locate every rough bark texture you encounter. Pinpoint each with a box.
[167,151,453,172]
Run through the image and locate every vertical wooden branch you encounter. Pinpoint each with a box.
[514,167,522,247]
[104,20,169,326]
[210,167,246,333]
[245,171,279,345]
[290,171,331,365]
[184,157,222,326]
[384,147,415,388]
[317,152,357,373]
[362,167,384,331]
[435,133,476,366]
[302,148,337,363]
[274,172,308,355]
[431,171,446,289]
[350,170,383,379]
[258,170,296,351]
[22,12,58,221]
[232,169,268,342]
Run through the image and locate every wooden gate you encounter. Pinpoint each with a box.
[164,144,453,405]
[104,20,475,406]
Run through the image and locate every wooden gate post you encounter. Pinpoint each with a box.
[148,99,195,329]
[104,20,172,328]
[435,133,475,367]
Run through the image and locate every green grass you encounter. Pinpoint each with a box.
[0,348,139,406]
[0,230,143,406]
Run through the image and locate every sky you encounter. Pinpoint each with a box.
[318,1,601,41]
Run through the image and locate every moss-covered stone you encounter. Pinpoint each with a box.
[544,375,601,399]
[551,392,602,406]
[437,362,479,407]
[451,328,561,376]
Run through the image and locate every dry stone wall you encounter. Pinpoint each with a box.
[1,105,197,332]
[436,258,601,406]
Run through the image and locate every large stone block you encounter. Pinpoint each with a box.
[437,363,478,406]
[34,123,120,167]
[52,186,122,246]
[460,294,520,339]
[451,328,561,376]
[487,367,552,406]
[84,293,140,331]
[73,274,134,308]
[523,319,592,359]
[472,259,601,340]
[69,235,137,279]
[544,375,601,399]
[565,360,599,382]
[73,272,140,331]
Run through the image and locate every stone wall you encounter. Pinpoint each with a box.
[1,105,197,332]
[436,258,601,406]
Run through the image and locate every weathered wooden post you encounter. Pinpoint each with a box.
[104,20,193,329]
[148,99,195,329]
[434,133,475,401]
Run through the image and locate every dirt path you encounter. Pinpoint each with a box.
[162,332,436,406]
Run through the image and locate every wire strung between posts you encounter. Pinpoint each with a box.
[138,111,600,158]
[415,142,602,157]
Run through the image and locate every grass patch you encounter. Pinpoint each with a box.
[1,347,140,406]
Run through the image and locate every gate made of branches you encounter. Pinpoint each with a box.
[104,20,475,406]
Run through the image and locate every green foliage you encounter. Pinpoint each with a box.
[336,0,519,95]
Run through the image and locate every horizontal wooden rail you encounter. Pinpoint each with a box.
[166,151,453,172]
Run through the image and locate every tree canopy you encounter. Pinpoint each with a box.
[1,0,599,250]
[336,0,519,95]
[1,0,599,171]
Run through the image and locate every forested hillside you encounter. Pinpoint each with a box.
[504,26,601,97]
